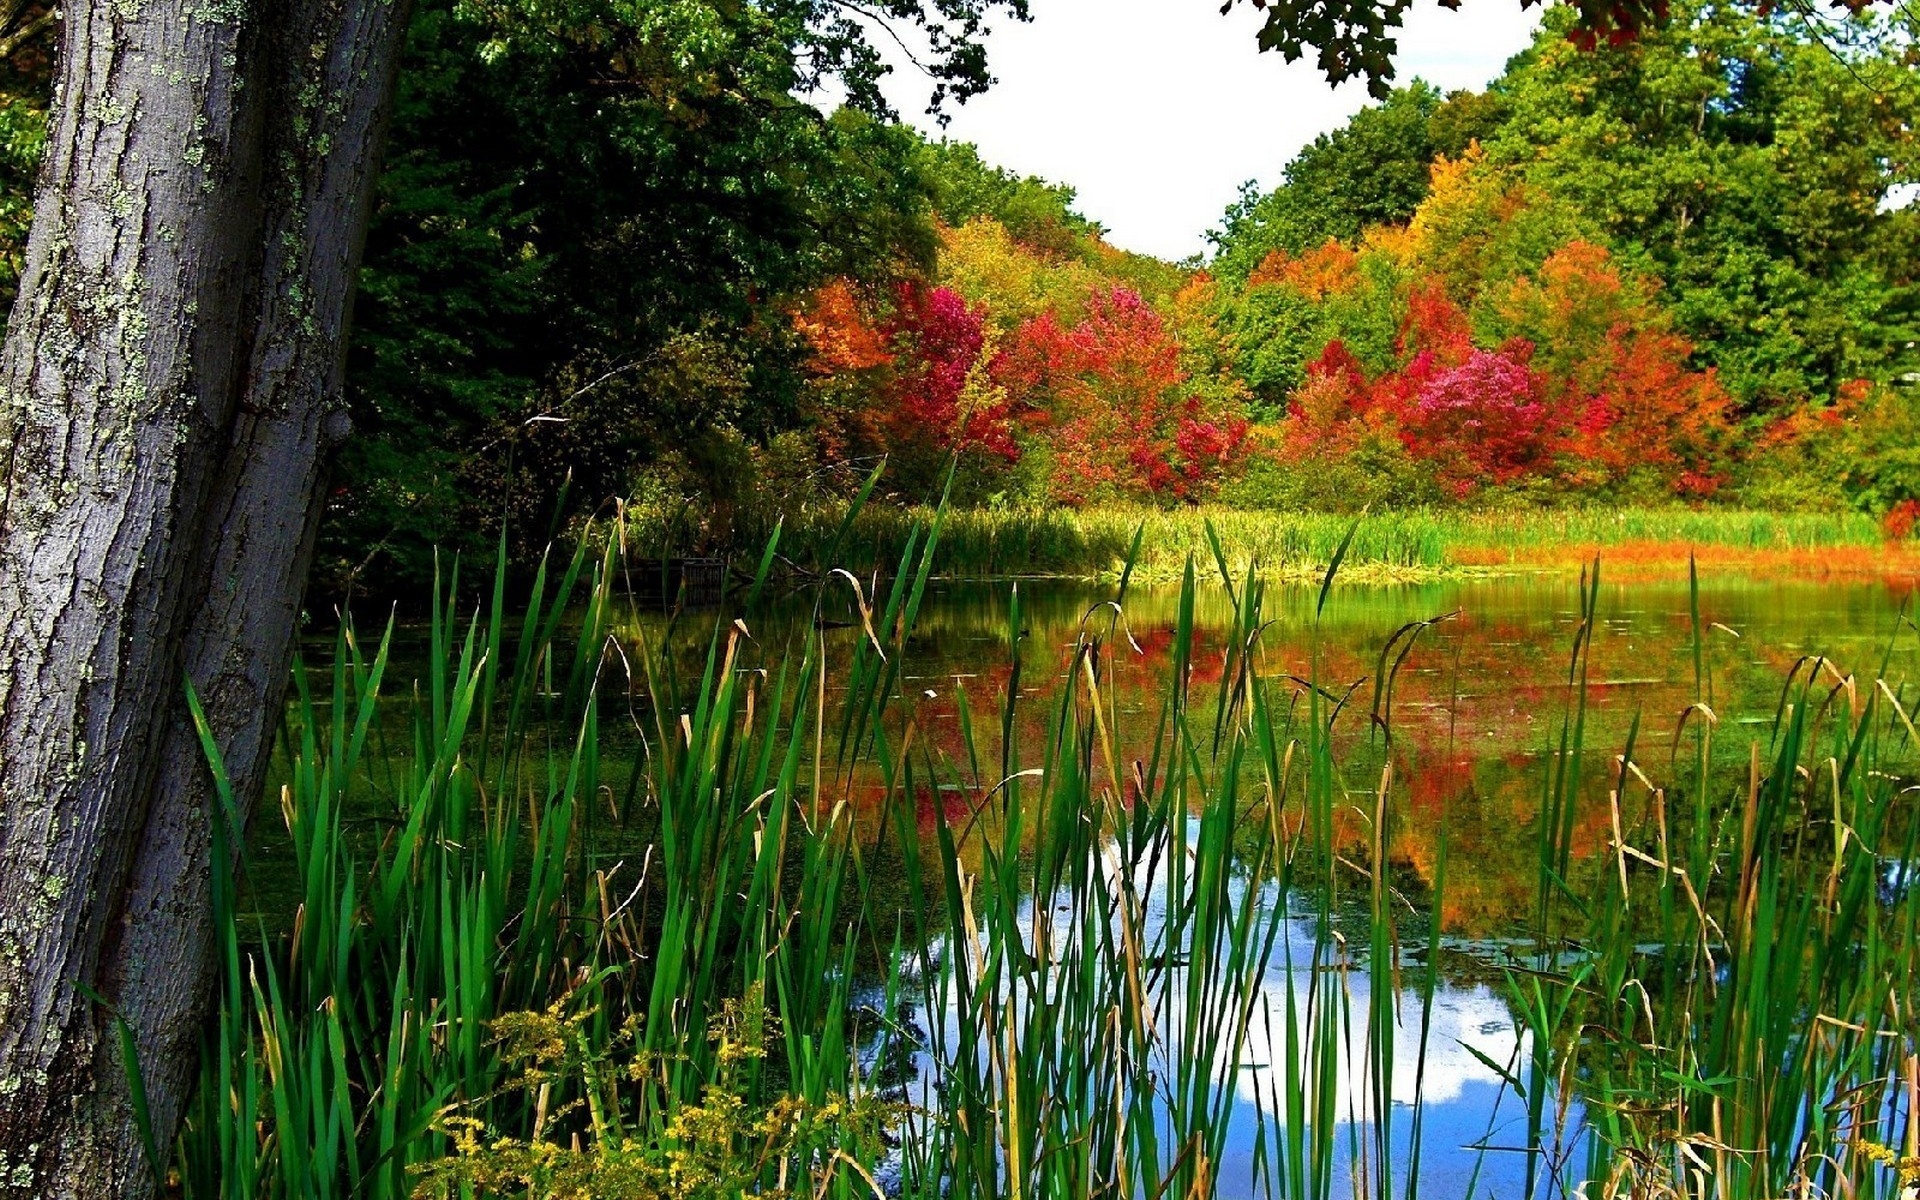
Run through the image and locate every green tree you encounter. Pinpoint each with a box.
[1482,0,1920,411]
[1216,284,1327,413]
[1209,82,1504,282]
[1218,0,1898,97]
[328,2,946,589]
[914,137,1099,256]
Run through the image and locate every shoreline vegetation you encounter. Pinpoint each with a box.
[635,503,1920,586]
[183,519,1920,1198]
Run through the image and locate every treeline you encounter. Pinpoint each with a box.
[1201,1,1920,513]
[783,0,1919,531]
[327,3,1207,585]
[0,0,1912,588]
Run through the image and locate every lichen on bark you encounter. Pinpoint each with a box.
[0,1,412,1195]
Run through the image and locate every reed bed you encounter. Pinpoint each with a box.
[176,514,1920,1199]
[714,502,1886,582]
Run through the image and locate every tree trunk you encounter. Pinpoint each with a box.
[0,3,409,1196]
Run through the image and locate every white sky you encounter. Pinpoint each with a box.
[861,0,1545,261]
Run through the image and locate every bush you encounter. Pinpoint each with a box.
[1218,426,1440,511]
[1736,384,1920,517]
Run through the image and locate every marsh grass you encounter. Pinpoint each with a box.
[699,503,1888,582]
[176,506,1920,1199]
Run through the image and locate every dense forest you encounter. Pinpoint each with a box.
[0,0,1914,590]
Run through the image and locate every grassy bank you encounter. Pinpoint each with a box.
[178,520,1920,1198]
[707,502,1906,583]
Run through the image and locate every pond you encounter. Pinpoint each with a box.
[253,565,1920,1197]
[780,572,1916,938]
[770,571,1919,1197]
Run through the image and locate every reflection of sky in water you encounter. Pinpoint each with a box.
[676,575,1908,1194]
[905,818,1572,1198]
[1220,978,1550,1198]
[1233,976,1521,1113]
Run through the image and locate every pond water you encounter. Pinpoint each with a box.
[262,567,1919,1195]
[779,571,1918,1196]
[808,572,1918,929]
[902,816,1544,1198]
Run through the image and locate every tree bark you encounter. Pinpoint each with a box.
[0,3,409,1196]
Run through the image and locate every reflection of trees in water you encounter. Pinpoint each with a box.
[614,575,1915,948]
[586,573,1918,1198]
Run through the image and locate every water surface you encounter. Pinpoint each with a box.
[781,571,1916,1195]
[264,568,1919,1195]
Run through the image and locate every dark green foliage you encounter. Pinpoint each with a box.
[323,1,951,593]
[1480,1,1920,414]
[457,0,1028,120]
[0,5,52,311]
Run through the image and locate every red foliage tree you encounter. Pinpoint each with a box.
[999,287,1246,503]
[1266,248,1731,497]
[1401,345,1556,492]
[883,283,1019,460]
[1491,241,1730,493]
[1575,325,1728,493]
[1397,281,1474,368]
[1281,340,1372,456]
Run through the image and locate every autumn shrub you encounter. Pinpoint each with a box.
[1220,424,1439,512]
[1265,297,1731,501]
[1403,345,1558,492]
[985,287,1250,505]
[1883,499,1920,541]
[1739,384,1920,517]
[833,284,999,502]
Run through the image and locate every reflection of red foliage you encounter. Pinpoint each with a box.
[1399,754,1475,822]
[816,586,1920,940]
[913,785,979,835]
[1125,624,1231,688]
